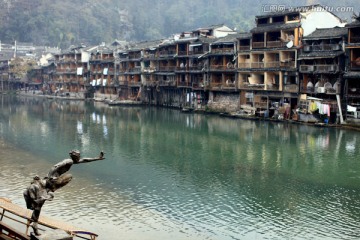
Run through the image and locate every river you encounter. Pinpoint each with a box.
[0,95,360,240]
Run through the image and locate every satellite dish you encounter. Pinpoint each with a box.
[286,41,294,48]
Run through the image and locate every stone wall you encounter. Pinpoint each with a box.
[207,92,239,113]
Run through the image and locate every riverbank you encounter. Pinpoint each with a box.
[11,90,360,131]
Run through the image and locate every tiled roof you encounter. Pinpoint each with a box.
[304,27,347,40]
[345,20,360,28]
[212,33,247,44]
[251,22,301,33]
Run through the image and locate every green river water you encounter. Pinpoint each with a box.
[0,95,360,240]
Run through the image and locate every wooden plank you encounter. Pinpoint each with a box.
[0,198,98,239]
[0,221,30,240]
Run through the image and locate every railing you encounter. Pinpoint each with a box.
[101,57,115,62]
[239,45,250,51]
[128,81,141,87]
[189,49,206,55]
[300,86,340,94]
[284,84,298,93]
[280,61,296,68]
[266,84,279,90]
[56,68,77,73]
[158,66,176,71]
[349,36,360,43]
[118,80,128,86]
[347,87,360,95]
[350,61,360,70]
[188,66,203,71]
[316,65,338,72]
[177,81,192,87]
[192,82,204,89]
[299,64,339,72]
[266,41,285,48]
[177,51,187,56]
[209,65,236,71]
[143,67,156,73]
[209,82,223,89]
[252,42,265,48]
[210,48,234,54]
[239,82,265,90]
[158,50,176,56]
[128,67,141,72]
[302,44,342,52]
[158,80,176,86]
[299,65,315,72]
[264,62,280,68]
[143,53,156,59]
[238,63,251,68]
[129,54,141,60]
[251,62,264,68]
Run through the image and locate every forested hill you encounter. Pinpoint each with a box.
[0,0,358,48]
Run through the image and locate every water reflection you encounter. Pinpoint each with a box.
[1,95,360,240]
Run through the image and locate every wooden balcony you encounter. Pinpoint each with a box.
[264,62,280,68]
[177,81,192,88]
[299,65,315,73]
[188,66,203,71]
[210,48,234,54]
[350,61,360,70]
[128,81,141,87]
[239,82,265,90]
[284,84,299,93]
[239,45,250,51]
[101,57,115,62]
[210,64,235,71]
[158,50,176,57]
[143,53,156,59]
[143,67,156,73]
[192,82,204,90]
[252,42,265,49]
[158,80,176,87]
[158,66,176,71]
[280,60,296,68]
[349,36,360,44]
[177,50,187,56]
[189,49,206,55]
[118,80,128,86]
[128,54,141,60]
[266,41,286,48]
[128,67,141,73]
[238,63,251,69]
[266,84,280,91]
[316,65,339,73]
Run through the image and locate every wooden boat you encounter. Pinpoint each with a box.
[107,100,143,106]
[0,197,98,240]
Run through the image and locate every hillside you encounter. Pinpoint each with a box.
[0,0,358,48]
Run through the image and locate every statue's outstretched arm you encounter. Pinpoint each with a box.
[78,151,105,163]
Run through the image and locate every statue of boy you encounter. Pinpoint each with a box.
[24,150,105,235]
[45,150,105,192]
[23,175,54,235]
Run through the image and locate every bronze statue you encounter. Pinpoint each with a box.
[24,150,105,236]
